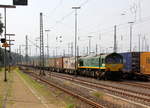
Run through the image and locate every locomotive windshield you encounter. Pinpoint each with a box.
[105,53,123,64]
[105,57,122,64]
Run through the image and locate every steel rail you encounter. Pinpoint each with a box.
[28,73,105,108]
[117,82,150,90]
[52,72,150,95]
[19,66,150,103]
[51,74,150,103]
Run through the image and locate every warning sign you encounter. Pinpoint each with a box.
[2,42,10,47]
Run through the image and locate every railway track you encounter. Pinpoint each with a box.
[52,72,150,90]
[20,69,106,108]
[19,66,150,107]
[116,81,150,90]
[49,72,150,105]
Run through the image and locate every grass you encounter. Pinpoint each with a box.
[16,68,67,107]
[66,103,75,108]
[92,91,104,99]
[0,67,14,108]
[16,68,80,108]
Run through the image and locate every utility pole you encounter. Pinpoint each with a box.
[142,36,144,52]
[19,45,22,64]
[77,46,79,57]
[138,34,141,52]
[144,36,146,51]
[0,5,16,82]
[72,6,80,76]
[87,46,88,55]
[35,38,38,57]
[128,22,134,52]
[25,35,28,64]
[96,44,98,56]
[147,45,149,52]
[56,46,58,57]
[17,48,19,64]
[53,50,55,57]
[71,42,73,56]
[114,25,117,53]
[8,36,11,70]
[99,33,101,54]
[88,36,93,54]
[45,29,50,59]
[68,42,70,56]
[63,49,65,57]
[39,12,45,76]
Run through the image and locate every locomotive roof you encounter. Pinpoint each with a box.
[79,54,108,59]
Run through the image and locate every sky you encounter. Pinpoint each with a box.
[0,0,150,56]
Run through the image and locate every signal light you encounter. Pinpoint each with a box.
[1,38,6,43]
[13,0,28,5]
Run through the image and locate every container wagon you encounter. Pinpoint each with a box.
[63,57,75,74]
[120,52,150,80]
[140,52,150,76]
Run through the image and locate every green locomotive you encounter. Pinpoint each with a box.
[78,53,123,80]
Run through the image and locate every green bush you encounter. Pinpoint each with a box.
[93,91,104,99]
[66,103,75,108]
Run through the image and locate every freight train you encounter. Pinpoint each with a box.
[21,52,150,81]
[24,53,124,80]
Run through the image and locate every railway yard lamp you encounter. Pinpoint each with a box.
[45,29,50,59]
[72,6,80,76]
[88,36,93,55]
[128,21,134,52]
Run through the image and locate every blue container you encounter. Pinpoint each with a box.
[120,52,132,72]
[120,52,140,73]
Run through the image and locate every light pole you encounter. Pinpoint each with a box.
[72,6,80,76]
[138,34,141,52]
[128,22,134,52]
[0,5,16,82]
[56,36,62,57]
[35,37,39,57]
[45,29,50,59]
[88,36,93,55]
[114,25,117,53]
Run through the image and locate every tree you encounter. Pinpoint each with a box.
[0,21,3,35]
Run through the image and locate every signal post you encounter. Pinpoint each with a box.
[0,0,27,82]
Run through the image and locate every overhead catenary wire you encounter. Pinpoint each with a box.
[80,15,150,37]
[45,0,92,43]
[54,0,91,25]
[28,38,40,48]
[49,0,63,16]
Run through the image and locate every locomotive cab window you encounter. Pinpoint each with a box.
[102,58,105,64]
[105,54,123,64]
[79,60,83,66]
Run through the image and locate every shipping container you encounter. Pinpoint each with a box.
[48,58,55,67]
[140,52,150,75]
[120,52,140,73]
[63,57,75,69]
[55,57,63,68]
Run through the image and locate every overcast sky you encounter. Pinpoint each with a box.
[0,0,150,56]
